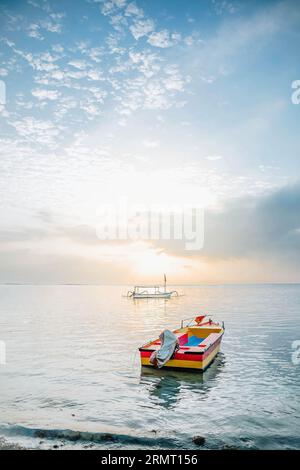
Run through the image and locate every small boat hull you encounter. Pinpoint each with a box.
[126,279,179,299]
[133,292,172,299]
[139,318,224,372]
[140,339,221,371]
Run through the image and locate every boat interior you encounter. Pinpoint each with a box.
[143,324,223,352]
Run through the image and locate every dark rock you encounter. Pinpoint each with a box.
[35,430,46,439]
[192,435,206,446]
[101,433,115,442]
[69,432,81,442]
[53,444,59,449]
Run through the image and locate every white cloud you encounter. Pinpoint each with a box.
[27,23,44,40]
[205,155,223,161]
[163,65,187,91]
[9,116,61,145]
[25,7,65,37]
[87,47,103,63]
[2,0,191,153]
[80,102,101,117]
[143,80,170,109]
[31,88,60,100]
[40,19,63,34]
[129,51,161,78]
[125,2,144,17]
[130,19,154,39]
[142,139,159,148]
[164,76,185,91]
[48,69,65,81]
[87,69,105,81]
[212,0,239,16]
[100,0,127,16]
[148,30,181,48]
[88,87,107,101]
[52,44,64,53]
[68,59,87,70]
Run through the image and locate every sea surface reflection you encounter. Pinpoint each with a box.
[0,284,299,449]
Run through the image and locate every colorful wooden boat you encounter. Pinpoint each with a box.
[139,315,224,372]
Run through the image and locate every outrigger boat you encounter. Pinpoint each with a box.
[139,315,224,372]
[127,275,178,299]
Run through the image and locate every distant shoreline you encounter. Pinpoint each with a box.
[0,283,299,286]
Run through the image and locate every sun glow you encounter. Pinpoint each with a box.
[132,248,187,279]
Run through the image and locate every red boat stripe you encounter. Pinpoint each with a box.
[173,353,202,361]
[140,339,221,361]
[140,351,152,358]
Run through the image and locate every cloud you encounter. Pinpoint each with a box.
[212,0,240,16]
[40,17,64,34]
[86,47,103,63]
[125,2,144,17]
[9,116,61,145]
[142,139,159,148]
[52,44,64,53]
[27,23,44,40]
[0,0,190,134]
[153,182,300,263]
[163,65,187,91]
[130,19,155,39]
[0,249,130,284]
[100,0,127,16]
[129,50,161,78]
[25,6,65,38]
[205,155,223,161]
[68,59,88,70]
[182,0,300,82]
[31,88,60,100]
[0,68,8,77]
[148,30,181,48]
[0,182,299,283]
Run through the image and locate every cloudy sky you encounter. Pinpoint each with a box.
[0,0,299,284]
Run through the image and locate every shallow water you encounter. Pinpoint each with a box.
[0,284,299,450]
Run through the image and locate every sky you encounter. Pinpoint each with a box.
[0,0,300,284]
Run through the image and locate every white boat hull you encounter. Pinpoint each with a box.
[133,292,172,299]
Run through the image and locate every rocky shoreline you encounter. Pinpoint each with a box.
[0,437,26,450]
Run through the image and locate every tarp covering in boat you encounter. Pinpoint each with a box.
[150,330,179,368]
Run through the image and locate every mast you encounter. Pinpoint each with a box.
[164,273,166,293]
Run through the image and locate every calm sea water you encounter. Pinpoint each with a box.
[0,284,299,450]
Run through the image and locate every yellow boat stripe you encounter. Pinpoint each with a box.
[141,345,220,370]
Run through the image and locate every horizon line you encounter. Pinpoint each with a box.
[0,282,299,286]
